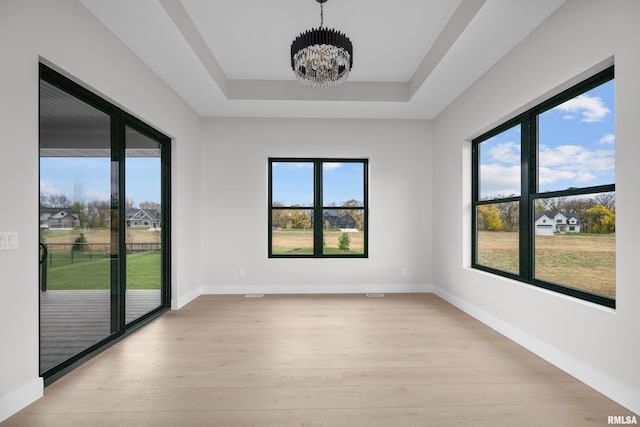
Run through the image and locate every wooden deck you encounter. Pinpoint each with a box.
[40,290,161,372]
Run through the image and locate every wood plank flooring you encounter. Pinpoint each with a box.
[40,290,161,372]
[5,294,636,426]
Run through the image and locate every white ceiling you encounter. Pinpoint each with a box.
[79,0,566,119]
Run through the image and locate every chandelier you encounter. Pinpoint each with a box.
[290,0,353,88]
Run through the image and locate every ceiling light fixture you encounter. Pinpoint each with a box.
[290,0,353,88]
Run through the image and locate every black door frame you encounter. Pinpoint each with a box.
[39,63,171,384]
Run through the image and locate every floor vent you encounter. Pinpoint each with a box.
[244,294,264,298]
[366,293,385,298]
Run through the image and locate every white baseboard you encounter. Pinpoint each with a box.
[172,286,201,310]
[200,283,434,295]
[432,286,640,416]
[0,377,43,423]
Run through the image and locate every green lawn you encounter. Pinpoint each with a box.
[43,251,161,290]
[273,247,365,255]
[46,248,109,268]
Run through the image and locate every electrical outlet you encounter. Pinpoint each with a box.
[239,269,246,278]
[401,268,408,277]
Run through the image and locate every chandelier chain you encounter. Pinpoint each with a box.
[320,2,324,28]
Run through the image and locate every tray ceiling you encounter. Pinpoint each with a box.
[79,0,566,119]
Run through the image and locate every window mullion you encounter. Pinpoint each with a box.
[313,161,324,256]
[471,142,479,266]
[519,115,535,280]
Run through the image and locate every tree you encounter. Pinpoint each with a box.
[338,233,351,250]
[584,205,615,234]
[562,198,595,232]
[70,201,86,227]
[477,205,503,231]
[544,196,568,213]
[125,198,136,209]
[594,193,615,210]
[139,201,160,210]
[86,200,110,228]
[47,193,71,208]
[272,204,312,230]
[498,201,519,232]
[72,233,88,251]
[342,199,364,230]
[289,210,312,229]
[534,199,548,212]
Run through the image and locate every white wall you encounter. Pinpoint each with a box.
[199,118,433,295]
[433,0,640,414]
[0,0,201,420]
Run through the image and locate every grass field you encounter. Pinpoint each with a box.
[44,251,161,290]
[42,228,159,244]
[272,230,365,255]
[477,231,615,299]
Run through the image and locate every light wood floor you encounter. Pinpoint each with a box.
[4,294,636,426]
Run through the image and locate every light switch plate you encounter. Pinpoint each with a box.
[0,231,18,251]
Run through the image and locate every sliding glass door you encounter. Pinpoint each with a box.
[125,126,163,323]
[39,79,113,373]
[39,64,170,380]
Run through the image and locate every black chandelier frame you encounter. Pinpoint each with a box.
[290,0,353,80]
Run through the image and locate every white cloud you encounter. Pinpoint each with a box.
[590,152,615,171]
[575,172,597,183]
[538,167,576,185]
[538,145,584,166]
[479,164,520,198]
[291,162,313,169]
[536,144,614,187]
[553,94,611,122]
[482,141,614,193]
[488,142,520,164]
[323,162,342,171]
[274,162,313,170]
[40,180,65,196]
[599,133,615,144]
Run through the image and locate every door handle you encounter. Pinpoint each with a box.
[39,242,48,265]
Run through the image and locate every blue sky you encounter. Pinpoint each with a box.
[272,162,364,206]
[480,80,615,199]
[40,157,161,206]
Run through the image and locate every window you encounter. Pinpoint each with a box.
[269,158,368,257]
[472,66,615,307]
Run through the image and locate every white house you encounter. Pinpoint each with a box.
[534,211,581,235]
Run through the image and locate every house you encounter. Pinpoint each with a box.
[2,0,639,423]
[39,207,80,230]
[125,208,161,229]
[322,210,357,230]
[534,211,581,235]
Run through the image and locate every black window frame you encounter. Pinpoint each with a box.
[268,158,368,258]
[472,66,615,308]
